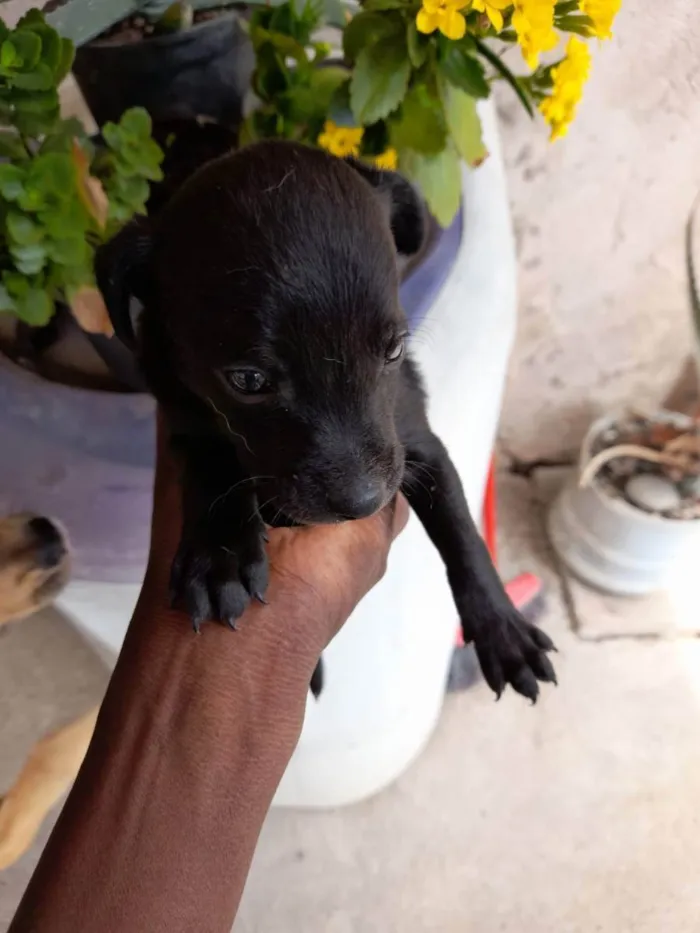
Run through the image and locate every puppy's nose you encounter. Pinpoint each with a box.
[27,516,66,569]
[328,478,386,520]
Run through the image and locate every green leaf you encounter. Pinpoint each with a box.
[12,104,61,137]
[11,30,42,70]
[0,131,28,160]
[473,37,534,118]
[390,86,446,155]
[328,78,355,126]
[15,287,53,326]
[11,243,47,275]
[309,65,349,110]
[0,284,16,313]
[56,38,75,83]
[0,41,20,71]
[46,236,89,266]
[407,21,428,69]
[0,163,25,200]
[252,43,290,101]
[119,107,153,140]
[554,1,581,14]
[554,14,594,36]
[17,9,48,28]
[6,211,43,245]
[34,25,63,74]
[350,36,411,125]
[16,184,45,212]
[363,0,405,8]
[39,116,90,155]
[400,145,462,227]
[439,47,489,99]
[267,0,321,45]
[102,122,122,150]
[12,62,54,91]
[440,79,488,166]
[29,153,76,198]
[343,11,403,62]
[10,88,58,115]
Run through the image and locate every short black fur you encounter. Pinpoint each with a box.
[99,140,556,703]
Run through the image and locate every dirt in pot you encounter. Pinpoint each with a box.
[586,414,700,521]
[97,6,240,44]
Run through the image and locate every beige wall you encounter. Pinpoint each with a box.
[497,0,700,459]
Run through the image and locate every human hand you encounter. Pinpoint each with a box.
[142,411,409,659]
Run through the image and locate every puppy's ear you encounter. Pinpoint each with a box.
[346,159,425,257]
[94,216,153,350]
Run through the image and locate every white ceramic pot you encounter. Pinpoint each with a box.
[549,412,700,596]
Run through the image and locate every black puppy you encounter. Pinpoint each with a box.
[99,140,556,702]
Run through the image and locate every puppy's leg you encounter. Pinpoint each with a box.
[0,708,97,870]
[169,434,269,630]
[402,431,557,702]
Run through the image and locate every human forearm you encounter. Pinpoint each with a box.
[8,584,322,933]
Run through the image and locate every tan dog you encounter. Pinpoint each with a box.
[0,513,96,870]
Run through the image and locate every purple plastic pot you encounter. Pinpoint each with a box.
[0,206,463,584]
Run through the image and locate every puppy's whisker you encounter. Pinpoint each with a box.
[208,475,274,514]
[252,495,277,525]
[323,357,344,365]
[205,397,254,455]
[404,459,436,482]
[403,472,434,505]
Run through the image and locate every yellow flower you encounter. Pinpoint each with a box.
[579,0,621,40]
[470,0,512,33]
[416,0,470,41]
[512,0,558,68]
[539,37,592,140]
[317,120,364,158]
[372,148,398,171]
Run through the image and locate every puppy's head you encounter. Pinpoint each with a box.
[101,141,425,523]
[0,514,70,626]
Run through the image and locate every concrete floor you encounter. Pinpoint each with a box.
[2,467,700,932]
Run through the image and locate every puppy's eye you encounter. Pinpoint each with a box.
[385,336,405,364]
[226,368,271,395]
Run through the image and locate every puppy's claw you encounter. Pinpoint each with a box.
[530,627,556,653]
[224,617,239,632]
[253,591,268,605]
[510,666,540,703]
[470,609,557,704]
[529,651,558,686]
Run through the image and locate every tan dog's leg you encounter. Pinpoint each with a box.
[0,707,98,869]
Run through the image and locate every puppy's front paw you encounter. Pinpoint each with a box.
[170,525,269,632]
[469,610,557,703]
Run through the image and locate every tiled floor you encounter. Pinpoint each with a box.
[2,466,700,932]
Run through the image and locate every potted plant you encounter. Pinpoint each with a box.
[548,411,700,595]
[549,204,700,595]
[0,9,164,354]
[72,1,255,128]
[241,0,621,226]
[0,9,165,577]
